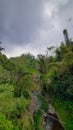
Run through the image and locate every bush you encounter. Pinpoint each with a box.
[0,113,13,130]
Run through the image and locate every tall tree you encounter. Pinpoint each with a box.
[63,29,69,45]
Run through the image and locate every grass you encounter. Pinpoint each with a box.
[52,98,73,130]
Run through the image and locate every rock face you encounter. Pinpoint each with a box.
[50,113,64,130]
[44,112,64,130]
[33,75,40,84]
[29,92,38,114]
[28,90,64,130]
[48,104,56,114]
[43,100,64,130]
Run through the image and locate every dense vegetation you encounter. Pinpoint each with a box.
[0,29,73,130]
[38,29,73,130]
[0,50,39,129]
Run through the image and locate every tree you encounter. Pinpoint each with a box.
[38,54,47,74]
[0,42,5,53]
[14,74,33,98]
[63,29,69,45]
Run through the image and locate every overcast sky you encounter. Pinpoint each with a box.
[0,0,73,57]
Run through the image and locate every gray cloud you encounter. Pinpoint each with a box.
[0,0,73,57]
[0,0,43,43]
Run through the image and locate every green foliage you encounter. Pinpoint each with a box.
[0,84,14,116]
[0,83,30,129]
[0,113,13,130]
[34,109,43,130]
[52,98,73,130]
[38,54,47,74]
[0,53,7,65]
[10,53,38,74]
[40,42,73,99]
[37,94,48,112]
[24,117,34,130]
[14,74,34,98]
[0,65,10,83]
[47,51,73,99]
[0,30,73,130]
[0,51,39,130]
[41,100,48,112]
[14,97,29,116]
[39,32,73,130]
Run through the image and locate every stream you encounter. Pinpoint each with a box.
[31,91,64,130]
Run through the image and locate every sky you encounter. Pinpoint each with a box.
[0,0,73,57]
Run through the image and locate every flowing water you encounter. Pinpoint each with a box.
[32,75,64,130]
[31,90,64,130]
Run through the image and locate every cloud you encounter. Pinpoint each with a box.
[0,0,73,57]
[0,0,43,43]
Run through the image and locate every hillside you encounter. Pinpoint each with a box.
[0,29,73,130]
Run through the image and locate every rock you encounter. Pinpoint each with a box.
[48,104,56,114]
